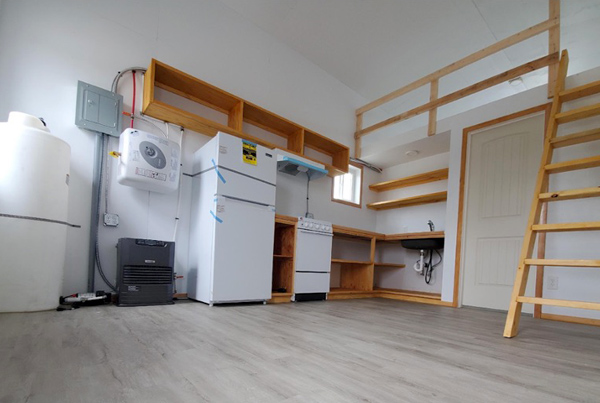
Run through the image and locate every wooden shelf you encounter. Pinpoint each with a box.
[272,217,296,302]
[331,258,372,265]
[332,225,384,240]
[369,168,449,192]
[143,59,349,176]
[367,191,448,210]
[374,263,406,268]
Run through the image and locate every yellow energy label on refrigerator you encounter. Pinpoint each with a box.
[242,140,257,165]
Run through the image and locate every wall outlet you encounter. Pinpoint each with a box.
[103,213,119,227]
[547,275,559,290]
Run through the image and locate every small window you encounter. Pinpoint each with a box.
[332,163,362,207]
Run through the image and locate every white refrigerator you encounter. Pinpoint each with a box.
[188,132,277,305]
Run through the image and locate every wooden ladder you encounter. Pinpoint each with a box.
[504,49,600,338]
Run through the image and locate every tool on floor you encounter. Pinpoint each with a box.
[504,49,600,338]
[57,291,112,310]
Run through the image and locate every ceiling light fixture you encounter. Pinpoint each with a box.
[509,77,524,86]
[405,150,419,157]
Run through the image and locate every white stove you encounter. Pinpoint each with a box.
[297,217,333,235]
[294,217,333,301]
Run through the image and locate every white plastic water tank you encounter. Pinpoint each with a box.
[0,112,71,312]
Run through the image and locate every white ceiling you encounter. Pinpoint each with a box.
[218,0,600,166]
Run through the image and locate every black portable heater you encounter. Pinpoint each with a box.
[117,238,175,306]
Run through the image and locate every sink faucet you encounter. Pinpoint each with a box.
[427,220,435,232]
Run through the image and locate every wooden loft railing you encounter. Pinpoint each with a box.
[354,0,561,158]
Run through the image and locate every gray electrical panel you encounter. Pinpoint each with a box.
[75,80,123,136]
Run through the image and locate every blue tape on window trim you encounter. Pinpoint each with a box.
[209,210,223,223]
[212,159,226,183]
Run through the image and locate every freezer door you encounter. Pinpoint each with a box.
[295,229,333,273]
[214,132,277,185]
[210,196,275,303]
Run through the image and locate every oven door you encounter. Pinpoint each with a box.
[295,229,333,273]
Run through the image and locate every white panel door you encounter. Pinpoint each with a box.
[211,196,275,303]
[462,114,544,311]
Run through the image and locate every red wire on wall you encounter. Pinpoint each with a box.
[130,70,136,128]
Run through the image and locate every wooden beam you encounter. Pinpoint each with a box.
[559,80,600,102]
[539,187,600,202]
[532,222,600,232]
[517,297,600,311]
[428,79,439,136]
[355,113,363,159]
[545,155,600,174]
[550,128,600,148]
[554,103,600,124]
[227,101,243,131]
[548,0,561,98]
[534,201,547,319]
[357,53,558,137]
[356,18,559,115]
[525,259,600,267]
[534,104,552,319]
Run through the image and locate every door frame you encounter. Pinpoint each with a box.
[453,103,551,312]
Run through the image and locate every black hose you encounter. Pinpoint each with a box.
[425,250,433,284]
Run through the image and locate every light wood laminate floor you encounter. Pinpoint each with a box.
[1,299,599,402]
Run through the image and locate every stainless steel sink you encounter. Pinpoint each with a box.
[400,238,445,250]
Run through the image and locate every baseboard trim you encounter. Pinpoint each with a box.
[541,313,600,327]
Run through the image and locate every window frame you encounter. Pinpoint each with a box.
[331,161,363,208]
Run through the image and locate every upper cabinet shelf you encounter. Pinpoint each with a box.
[142,59,349,176]
[369,168,449,192]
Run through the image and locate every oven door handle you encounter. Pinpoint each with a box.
[298,229,333,237]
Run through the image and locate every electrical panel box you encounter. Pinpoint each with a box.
[75,80,123,137]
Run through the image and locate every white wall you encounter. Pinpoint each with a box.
[0,0,375,295]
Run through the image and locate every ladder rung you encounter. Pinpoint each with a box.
[525,259,600,267]
[532,222,600,232]
[555,103,600,124]
[559,80,600,102]
[550,128,600,148]
[539,187,600,202]
[545,155,600,173]
[517,297,600,311]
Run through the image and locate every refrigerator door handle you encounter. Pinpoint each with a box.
[220,194,272,208]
